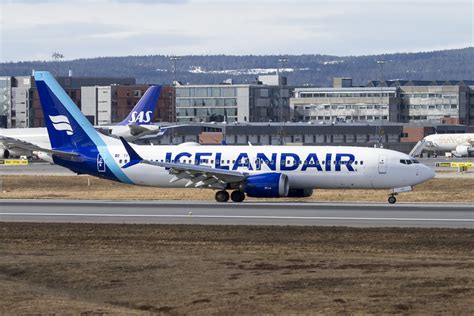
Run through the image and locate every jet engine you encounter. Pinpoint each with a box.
[0,149,9,159]
[452,145,471,157]
[244,173,289,198]
[287,188,314,198]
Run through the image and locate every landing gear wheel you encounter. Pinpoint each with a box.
[231,190,245,203]
[215,190,229,202]
[388,195,397,204]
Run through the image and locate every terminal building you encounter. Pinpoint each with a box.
[175,75,291,123]
[290,78,474,125]
[291,84,400,123]
[0,74,174,128]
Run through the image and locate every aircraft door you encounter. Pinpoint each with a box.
[378,155,387,174]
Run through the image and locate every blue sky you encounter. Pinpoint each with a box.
[0,0,472,61]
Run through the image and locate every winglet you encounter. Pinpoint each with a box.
[120,137,143,168]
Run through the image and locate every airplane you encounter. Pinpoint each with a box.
[0,85,162,160]
[32,71,435,204]
[410,133,474,157]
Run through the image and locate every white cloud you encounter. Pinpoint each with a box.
[0,0,472,61]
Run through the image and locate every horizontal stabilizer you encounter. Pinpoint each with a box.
[120,137,143,168]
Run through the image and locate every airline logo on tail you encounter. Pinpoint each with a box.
[128,110,153,123]
[49,115,73,135]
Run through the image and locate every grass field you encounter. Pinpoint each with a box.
[0,223,472,314]
[0,175,473,202]
[0,176,473,314]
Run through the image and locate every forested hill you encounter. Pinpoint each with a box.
[1,47,473,86]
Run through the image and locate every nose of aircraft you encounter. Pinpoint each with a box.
[420,163,436,182]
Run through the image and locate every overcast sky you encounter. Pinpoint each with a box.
[0,0,472,62]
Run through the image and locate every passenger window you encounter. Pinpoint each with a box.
[360,161,364,165]
[355,161,358,165]
[119,159,122,163]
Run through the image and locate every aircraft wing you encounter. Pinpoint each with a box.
[119,137,247,188]
[0,136,78,158]
[143,160,246,188]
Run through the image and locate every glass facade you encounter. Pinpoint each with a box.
[176,86,239,123]
[291,88,397,123]
[0,77,12,128]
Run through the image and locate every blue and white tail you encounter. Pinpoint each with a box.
[34,71,132,183]
[117,85,161,126]
[35,71,106,150]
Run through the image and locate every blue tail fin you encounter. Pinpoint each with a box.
[35,71,100,150]
[117,85,161,126]
[34,71,132,184]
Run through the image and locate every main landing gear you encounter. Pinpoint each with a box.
[388,194,397,204]
[215,190,229,202]
[215,190,245,203]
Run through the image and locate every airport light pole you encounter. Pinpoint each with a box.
[52,52,64,76]
[169,56,181,124]
[376,60,385,148]
[277,58,288,145]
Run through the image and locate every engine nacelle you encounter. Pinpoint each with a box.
[287,188,314,198]
[0,149,10,159]
[244,173,289,198]
[452,145,471,157]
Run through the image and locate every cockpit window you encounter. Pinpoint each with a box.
[400,159,419,165]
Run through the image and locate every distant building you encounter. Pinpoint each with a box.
[0,74,175,128]
[367,80,474,125]
[175,75,291,123]
[291,86,400,123]
[0,74,136,128]
[290,78,474,125]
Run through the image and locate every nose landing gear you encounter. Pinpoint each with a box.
[387,186,412,204]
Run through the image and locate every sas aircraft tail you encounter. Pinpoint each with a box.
[117,85,162,126]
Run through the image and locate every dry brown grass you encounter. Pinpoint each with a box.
[0,223,472,315]
[0,175,473,202]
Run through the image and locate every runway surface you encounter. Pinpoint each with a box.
[0,199,473,228]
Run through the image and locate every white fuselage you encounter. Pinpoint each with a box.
[0,125,158,158]
[424,133,474,152]
[108,142,435,190]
